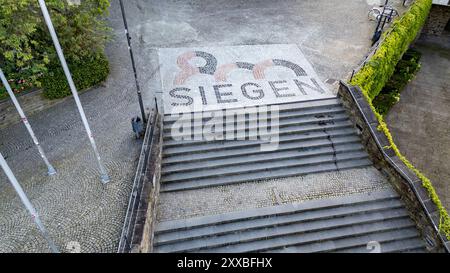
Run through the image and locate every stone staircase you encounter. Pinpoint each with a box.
[154,189,425,253]
[155,97,427,253]
[161,98,371,192]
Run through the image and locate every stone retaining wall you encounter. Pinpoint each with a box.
[338,81,449,253]
[0,89,66,129]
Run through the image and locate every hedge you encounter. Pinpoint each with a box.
[350,0,450,240]
[41,53,109,99]
[351,0,432,100]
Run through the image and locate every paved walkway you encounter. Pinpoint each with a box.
[386,34,450,212]
[1,0,381,252]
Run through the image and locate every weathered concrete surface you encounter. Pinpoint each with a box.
[1,0,380,252]
[385,34,450,212]
[108,0,379,104]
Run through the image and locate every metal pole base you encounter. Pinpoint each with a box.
[101,174,111,184]
[47,166,57,176]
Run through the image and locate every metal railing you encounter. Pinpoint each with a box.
[117,107,159,253]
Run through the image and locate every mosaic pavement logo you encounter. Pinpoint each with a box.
[159,44,334,148]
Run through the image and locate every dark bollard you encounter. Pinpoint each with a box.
[131,116,144,139]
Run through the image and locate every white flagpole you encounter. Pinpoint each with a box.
[0,68,56,176]
[0,153,59,253]
[37,0,110,183]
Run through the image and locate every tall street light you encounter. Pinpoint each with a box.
[119,0,148,124]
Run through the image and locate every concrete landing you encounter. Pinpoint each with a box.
[157,167,390,222]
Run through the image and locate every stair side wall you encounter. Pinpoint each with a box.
[136,115,163,253]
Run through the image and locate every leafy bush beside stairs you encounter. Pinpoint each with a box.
[350,0,450,239]
[372,48,422,116]
[41,53,109,99]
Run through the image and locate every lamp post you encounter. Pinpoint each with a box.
[118,0,148,124]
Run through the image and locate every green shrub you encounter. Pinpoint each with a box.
[0,0,111,93]
[372,92,400,115]
[349,0,450,239]
[373,48,422,115]
[350,0,432,100]
[41,53,109,99]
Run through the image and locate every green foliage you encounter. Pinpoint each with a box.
[41,53,109,99]
[349,0,450,240]
[0,0,111,99]
[373,48,422,115]
[372,92,400,116]
[350,0,432,100]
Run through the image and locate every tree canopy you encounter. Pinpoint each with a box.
[0,0,110,96]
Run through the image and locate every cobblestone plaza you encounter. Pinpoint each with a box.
[0,0,419,253]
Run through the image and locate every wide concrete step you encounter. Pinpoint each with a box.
[160,157,371,192]
[162,135,362,170]
[267,228,423,253]
[334,237,427,253]
[155,198,403,246]
[163,97,343,123]
[163,128,358,163]
[163,122,355,152]
[156,189,399,232]
[154,189,424,253]
[164,113,349,140]
[163,142,363,174]
[162,150,369,184]
[163,107,346,132]
[160,96,370,192]
[199,217,416,253]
